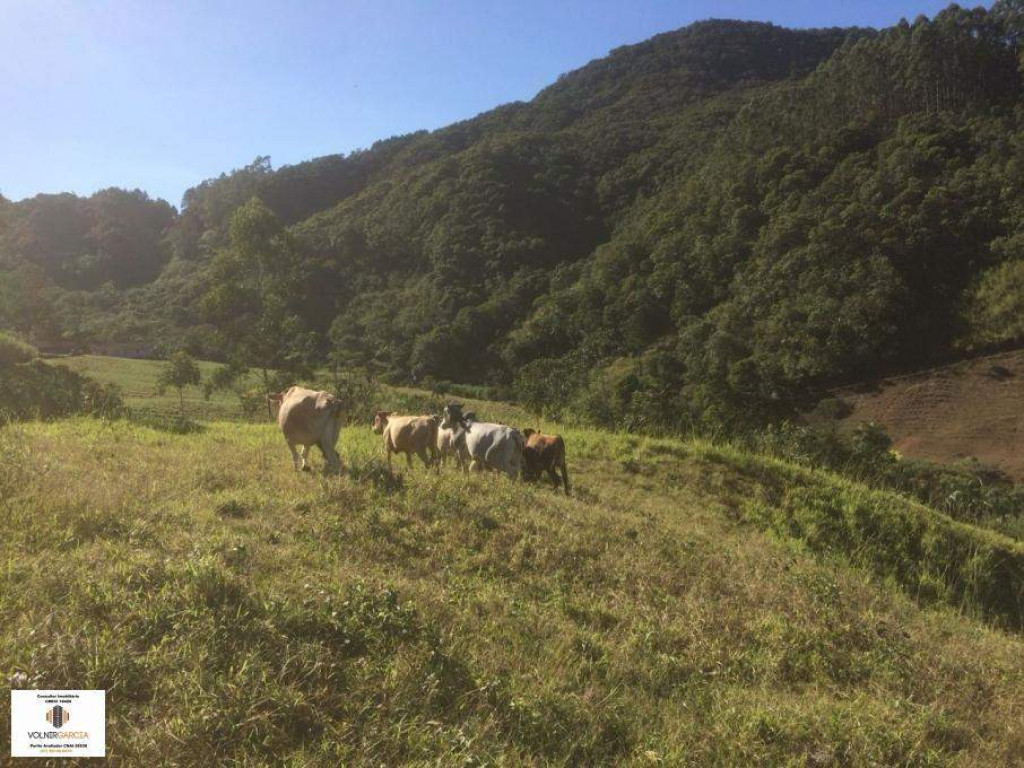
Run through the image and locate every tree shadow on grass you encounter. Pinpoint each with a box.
[347,456,405,494]
[132,412,205,434]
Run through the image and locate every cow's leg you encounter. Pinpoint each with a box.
[547,467,560,490]
[319,439,341,473]
[560,458,570,495]
[508,450,523,481]
[417,448,432,469]
[300,445,312,472]
[406,452,414,470]
[330,421,344,472]
[484,445,519,480]
[288,442,302,471]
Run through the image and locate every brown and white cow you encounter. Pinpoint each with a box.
[521,429,570,495]
[372,410,440,471]
[436,421,464,470]
[268,386,345,473]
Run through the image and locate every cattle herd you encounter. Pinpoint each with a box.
[269,386,570,494]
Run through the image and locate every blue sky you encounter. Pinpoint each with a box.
[1,0,959,208]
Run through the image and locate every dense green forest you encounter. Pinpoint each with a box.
[2,5,1023,430]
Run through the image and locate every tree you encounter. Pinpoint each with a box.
[200,197,317,394]
[157,351,202,418]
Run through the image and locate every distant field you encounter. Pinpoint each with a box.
[46,355,547,429]
[832,348,1024,481]
[49,354,251,421]
[3,356,1023,763]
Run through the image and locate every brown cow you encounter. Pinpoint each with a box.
[268,386,345,472]
[521,429,570,495]
[372,410,440,471]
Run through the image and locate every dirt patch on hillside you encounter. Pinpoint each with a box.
[831,349,1024,481]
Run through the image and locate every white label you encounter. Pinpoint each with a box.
[10,690,105,758]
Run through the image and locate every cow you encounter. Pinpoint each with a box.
[521,429,570,495]
[441,403,523,480]
[372,410,440,471]
[436,421,464,470]
[268,386,345,473]
[436,410,477,470]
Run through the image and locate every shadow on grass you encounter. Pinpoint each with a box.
[347,457,405,493]
[131,412,206,434]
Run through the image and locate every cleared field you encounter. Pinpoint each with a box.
[48,354,251,421]
[1,356,1022,764]
[833,348,1024,481]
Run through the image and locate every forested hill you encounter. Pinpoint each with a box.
[2,6,1024,431]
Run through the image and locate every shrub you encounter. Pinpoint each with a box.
[963,258,1024,346]
[0,360,123,422]
[310,371,381,425]
[0,331,38,368]
[514,355,587,419]
[747,421,1022,538]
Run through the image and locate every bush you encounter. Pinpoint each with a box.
[0,360,123,422]
[963,258,1024,347]
[0,331,38,368]
[748,420,1023,539]
[310,372,381,426]
[514,356,587,419]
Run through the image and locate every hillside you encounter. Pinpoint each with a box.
[3,6,1024,434]
[830,348,1024,481]
[2,397,1023,763]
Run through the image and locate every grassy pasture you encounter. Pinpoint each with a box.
[51,354,251,421]
[2,356,1022,764]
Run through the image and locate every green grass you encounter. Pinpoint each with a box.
[3,356,1022,764]
[50,354,250,421]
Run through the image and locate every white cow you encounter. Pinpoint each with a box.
[268,386,344,472]
[441,403,523,480]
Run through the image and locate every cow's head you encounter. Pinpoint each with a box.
[329,396,345,420]
[441,402,464,431]
[371,410,392,434]
[522,428,536,439]
[266,392,285,416]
